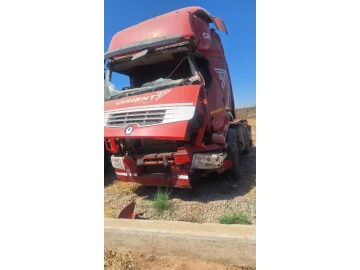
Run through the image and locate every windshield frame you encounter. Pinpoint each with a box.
[104,51,202,102]
[105,62,133,101]
[104,64,111,100]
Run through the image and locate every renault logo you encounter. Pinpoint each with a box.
[125,126,134,135]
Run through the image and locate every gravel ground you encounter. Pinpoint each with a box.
[105,249,255,270]
[104,118,256,224]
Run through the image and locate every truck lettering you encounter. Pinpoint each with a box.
[203,32,211,40]
[115,90,171,105]
[214,68,227,89]
[104,7,252,189]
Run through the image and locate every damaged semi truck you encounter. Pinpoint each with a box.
[104,6,252,189]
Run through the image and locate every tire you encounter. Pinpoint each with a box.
[226,128,241,180]
[188,172,200,188]
[234,124,245,155]
[247,125,253,147]
[243,125,252,155]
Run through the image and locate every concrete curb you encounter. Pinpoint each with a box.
[104,218,256,267]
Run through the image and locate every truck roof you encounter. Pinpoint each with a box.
[105,6,227,60]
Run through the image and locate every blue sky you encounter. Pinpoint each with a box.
[104,0,256,107]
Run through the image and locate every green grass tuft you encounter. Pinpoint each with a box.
[153,187,171,212]
[218,212,251,225]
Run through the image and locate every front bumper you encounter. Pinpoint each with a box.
[115,169,191,188]
[112,153,192,188]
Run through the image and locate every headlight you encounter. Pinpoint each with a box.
[192,152,227,169]
[111,155,125,170]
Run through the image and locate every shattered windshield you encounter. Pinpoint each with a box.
[104,69,131,100]
[104,52,198,101]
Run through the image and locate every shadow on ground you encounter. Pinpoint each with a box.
[104,168,117,187]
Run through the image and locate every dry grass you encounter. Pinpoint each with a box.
[104,181,141,218]
[104,249,255,270]
[104,250,139,270]
[247,117,256,146]
[104,204,119,218]
[108,181,141,195]
[235,107,256,119]
[177,216,204,223]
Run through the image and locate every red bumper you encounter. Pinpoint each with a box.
[115,169,191,188]
[113,150,193,188]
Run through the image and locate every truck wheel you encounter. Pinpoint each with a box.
[247,125,253,147]
[243,125,252,155]
[234,124,245,156]
[226,128,241,180]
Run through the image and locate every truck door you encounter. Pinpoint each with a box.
[199,30,232,131]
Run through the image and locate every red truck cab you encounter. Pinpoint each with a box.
[104,6,251,188]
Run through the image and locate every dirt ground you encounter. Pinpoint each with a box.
[104,117,256,224]
[104,250,255,270]
[248,117,256,146]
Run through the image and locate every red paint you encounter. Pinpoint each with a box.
[211,132,226,144]
[107,7,227,53]
[104,120,189,140]
[104,138,118,153]
[104,85,201,112]
[118,198,137,219]
[108,11,193,52]
[115,167,192,189]
[173,152,191,165]
[223,160,232,170]
[104,7,241,188]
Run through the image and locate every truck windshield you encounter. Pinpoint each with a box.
[104,70,131,100]
[104,52,195,101]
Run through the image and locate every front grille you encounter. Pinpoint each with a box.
[104,103,196,128]
[106,109,166,128]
